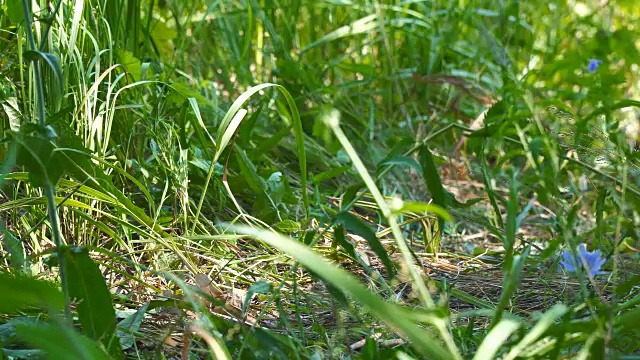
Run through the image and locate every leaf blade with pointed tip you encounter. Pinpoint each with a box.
[63,247,122,359]
[0,272,64,312]
[336,212,396,280]
[16,322,113,360]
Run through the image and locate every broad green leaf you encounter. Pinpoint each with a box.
[12,123,110,188]
[116,302,149,350]
[0,317,43,357]
[1,227,25,271]
[243,327,297,359]
[53,124,112,186]
[16,322,113,360]
[1,97,22,131]
[6,0,25,25]
[0,271,63,313]
[0,141,18,187]
[419,146,447,210]
[615,305,640,335]
[116,50,142,82]
[63,247,122,359]
[12,122,165,237]
[341,183,365,210]
[333,224,358,263]
[190,158,216,172]
[13,133,63,186]
[616,275,640,297]
[336,212,396,279]
[149,19,177,58]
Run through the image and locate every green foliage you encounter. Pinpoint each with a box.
[1,0,640,359]
[15,321,113,360]
[227,223,453,360]
[63,247,122,359]
[0,272,63,312]
[336,212,396,279]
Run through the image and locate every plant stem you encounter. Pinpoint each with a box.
[325,109,461,359]
[21,0,71,321]
[44,185,71,320]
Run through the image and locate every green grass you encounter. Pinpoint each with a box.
[1,0,640,358]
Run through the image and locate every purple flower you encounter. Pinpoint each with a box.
[587,59,603,73]
[560,243,606,278]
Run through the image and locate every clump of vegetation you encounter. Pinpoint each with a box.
[1,0,639,359]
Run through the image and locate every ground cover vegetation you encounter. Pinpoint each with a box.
[1,0,640,358]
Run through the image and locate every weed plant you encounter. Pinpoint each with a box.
[1,0,640,359]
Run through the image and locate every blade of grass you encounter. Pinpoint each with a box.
[193,83,309,234]
[473,319,520,360]
[503,304,568,360]
[225,223,453,360]
[322,108,462,359]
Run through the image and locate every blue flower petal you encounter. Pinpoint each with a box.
[559,250,577,272]
[585,251,606,277]
[587,59,602,73]
[559,243,606,278]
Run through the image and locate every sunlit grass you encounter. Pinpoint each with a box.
[1,0,640,359]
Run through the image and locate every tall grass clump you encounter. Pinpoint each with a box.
[1,0,639,359]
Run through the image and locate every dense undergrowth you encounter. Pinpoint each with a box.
[1,0,640,359]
